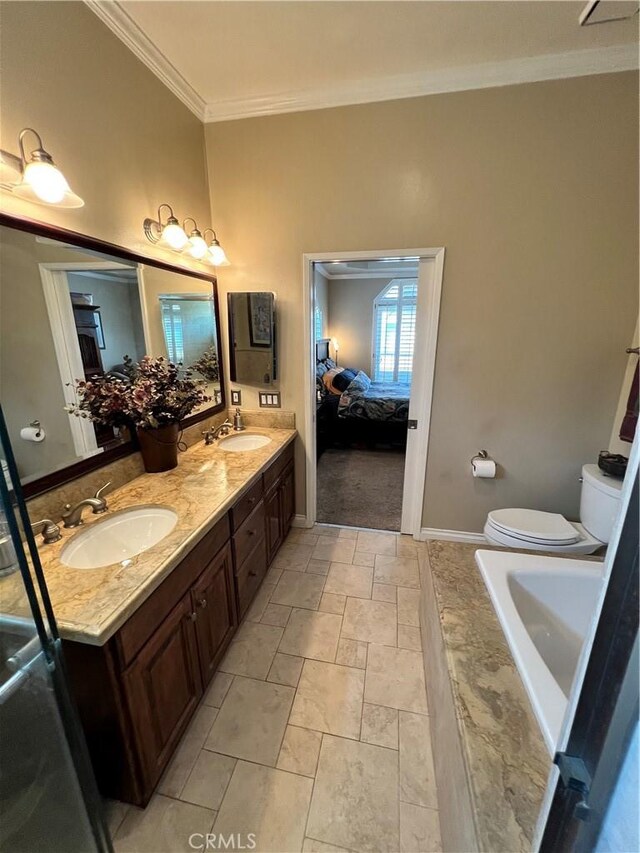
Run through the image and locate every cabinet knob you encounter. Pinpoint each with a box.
[199,598,207,609]
[248,497,256,505]
[187,611,197,622]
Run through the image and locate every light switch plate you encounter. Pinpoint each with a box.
[259,391,281,408]
[231,389,242,405]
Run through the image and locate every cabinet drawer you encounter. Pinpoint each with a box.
[230,478,264,532]
[236,537,268,618]
[233,500,266,570]
[116,513,230,668]
[263,442,294,493]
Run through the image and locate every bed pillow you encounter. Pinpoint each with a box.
[330,368,357,393]
[322,367,347,394]
[345,370,372,396]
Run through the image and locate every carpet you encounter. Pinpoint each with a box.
[316,448,406,531]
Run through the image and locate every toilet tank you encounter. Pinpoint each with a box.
[580,464,624,544]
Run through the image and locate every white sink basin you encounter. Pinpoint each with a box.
[60,506,178,569]
[219,433,272,452]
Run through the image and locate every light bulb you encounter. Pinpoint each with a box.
[208,242,229,266]
[23,161,69,204]
[162,221,188,251]
[187,233,208,259]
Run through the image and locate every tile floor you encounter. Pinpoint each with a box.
[107,525,442,853]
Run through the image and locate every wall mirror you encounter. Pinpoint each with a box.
[0,213,226,497]
[227,292,277,385]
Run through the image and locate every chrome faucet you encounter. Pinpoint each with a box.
[61,482,110,528]
[202,420,233,445]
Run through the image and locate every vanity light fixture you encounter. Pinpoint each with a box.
[184,219,209,260]
[204,229,230,266]
[143,204,189,251]
[143,206,230,265]
[1,128,84,208]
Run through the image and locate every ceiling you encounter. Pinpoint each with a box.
[317,260,419,280]
[87,1,639,122]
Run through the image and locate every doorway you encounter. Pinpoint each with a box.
[303,248,445,536]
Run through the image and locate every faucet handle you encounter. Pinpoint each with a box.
[94,482,111,512]
[95,482,111,500]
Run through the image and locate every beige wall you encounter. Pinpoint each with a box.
[0,1,210,268]
[327,276,395,374]
[206,72,639,531]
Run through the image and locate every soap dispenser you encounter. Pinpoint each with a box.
[233,408,246,432]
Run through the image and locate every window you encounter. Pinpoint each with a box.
[372,279,417,384]
[314,305,324,341]
[161,302,184,363]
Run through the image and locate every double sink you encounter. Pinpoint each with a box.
[59,432,272,570]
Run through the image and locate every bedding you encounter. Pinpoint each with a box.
[337,370,410,423]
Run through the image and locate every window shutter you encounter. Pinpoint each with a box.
[373,279,417,383]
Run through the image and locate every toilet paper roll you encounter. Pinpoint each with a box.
[472,458,496,478]
[20,426,45,443]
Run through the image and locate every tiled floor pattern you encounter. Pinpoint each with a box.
[107,526,442,853]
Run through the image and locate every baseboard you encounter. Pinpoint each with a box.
[292,515,312,528]
[419,527,487,545]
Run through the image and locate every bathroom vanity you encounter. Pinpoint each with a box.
[6,429,295,806]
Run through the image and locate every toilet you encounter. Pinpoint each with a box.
[484,464,624,555]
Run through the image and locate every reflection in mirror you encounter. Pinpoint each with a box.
[227,292,276,385]
[0,222,224,491]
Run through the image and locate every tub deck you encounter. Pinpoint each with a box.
[420,541,550,852]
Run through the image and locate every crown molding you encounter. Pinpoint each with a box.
[204,43,638,123]
[85,0,205,121]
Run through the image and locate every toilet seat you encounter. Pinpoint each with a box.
[484,517,603,555]
[487,508,581,545]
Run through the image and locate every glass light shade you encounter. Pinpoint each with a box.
[187,233,208,259]
[162,221,188,251]
[208,242,229,266]
[13,161,84,208]
[332,337,340,351]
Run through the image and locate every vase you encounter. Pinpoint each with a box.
[136,423,179,473]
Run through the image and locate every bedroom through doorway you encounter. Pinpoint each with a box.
[313,258,419,532]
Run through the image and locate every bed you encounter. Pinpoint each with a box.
[315,339,409,455]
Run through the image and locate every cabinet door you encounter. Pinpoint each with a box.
[191,544,237,686]
[122,592,202,794]
[280,463,295,537]
[265,484,283,565]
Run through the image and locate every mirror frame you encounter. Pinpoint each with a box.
[0,211,227,499]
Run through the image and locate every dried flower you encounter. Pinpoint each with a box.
[66,355,210,430]
[190,346,220,382]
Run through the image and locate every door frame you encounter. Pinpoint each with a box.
[302,247,445,536]
[39,261,136,458]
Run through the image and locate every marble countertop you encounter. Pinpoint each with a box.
[1,427,296,646]
[425,540,550,852]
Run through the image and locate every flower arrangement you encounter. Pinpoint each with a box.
[67,355,210,431]
[190,346,220,383]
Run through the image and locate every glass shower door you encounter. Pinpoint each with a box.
[0,407,111,852]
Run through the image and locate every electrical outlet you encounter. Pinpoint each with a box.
[259,392,281,408]
[231,389,242,405]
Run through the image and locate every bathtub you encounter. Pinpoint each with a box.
[474,549,604,753]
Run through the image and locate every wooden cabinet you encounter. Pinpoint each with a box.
[264,445,295,563]
[64,440,295,806]
[123,592,202,785]
[191,545,236,685]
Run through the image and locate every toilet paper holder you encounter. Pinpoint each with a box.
[470,449,489,465]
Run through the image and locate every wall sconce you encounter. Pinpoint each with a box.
[143,204,230,266]
[183,218,208,259]
[143,204,189,251]
[0,128,84,208]
[204,229,230,266]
